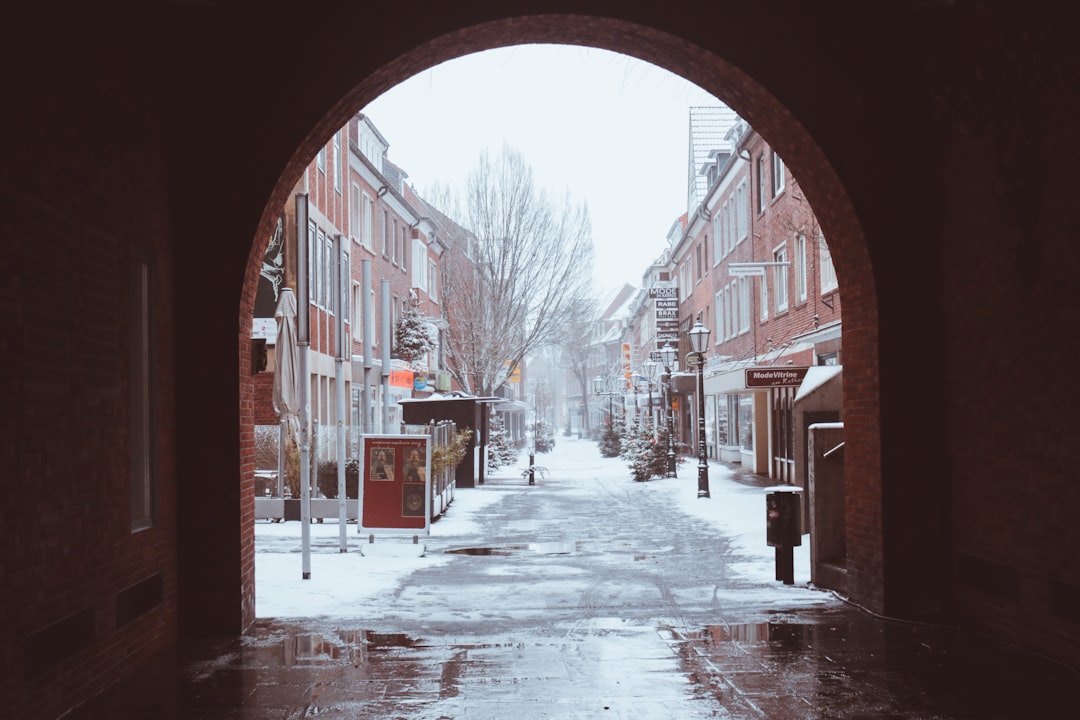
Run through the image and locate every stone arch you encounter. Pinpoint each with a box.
[238,15,881,626]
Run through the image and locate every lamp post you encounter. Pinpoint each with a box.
[592,375,615,425]
[630,370,642,425]
[659,342,677,477]
[688,318,711,499]
[644,360,657,433]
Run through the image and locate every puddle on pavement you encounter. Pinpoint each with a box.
[446,542,579,556]
[264,629,421,666]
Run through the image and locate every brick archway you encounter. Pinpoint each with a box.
[239,16,881,628]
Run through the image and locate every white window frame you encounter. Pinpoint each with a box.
[363,193,374,251]
[738,276,751,334]
[412,238,427,291]
[772,151,786,197]
[352,281,363,341]
[736,180,748,242]
[349,183,361,242]
[819,234,838,293]
[773,244,789,313]
[712,214,722,264]
[715,289,725,341]
[428,259,439,303]
[333,132,341,193]
[795,233,807,303]
[382,211,390,257]
[757,155,766,212]
[759,274,769,322]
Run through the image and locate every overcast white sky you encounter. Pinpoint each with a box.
[361,44,722,300]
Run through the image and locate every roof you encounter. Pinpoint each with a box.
[687,106,740,214]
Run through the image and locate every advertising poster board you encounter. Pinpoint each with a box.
[359,434,431,536]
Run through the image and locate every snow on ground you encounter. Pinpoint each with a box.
[255,436,815,617]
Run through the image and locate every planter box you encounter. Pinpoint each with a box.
[254,497,284,521]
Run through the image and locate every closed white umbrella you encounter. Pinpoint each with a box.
[273,288,299,498]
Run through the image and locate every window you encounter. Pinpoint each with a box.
[393,221,401,266]
[728,281,737,339]
[738,276,751,333]
[307,222,317,303]
[695,243,702,282]
[727,197,736,255]
[774,245,789,313]
[736,180,748,242]
[131,253,155,531]
[428,260,438,302]
[333,132,341,193]
[759,272,769,322]
[757,155,766,212]
[323,232,333,310]
[363,194,374,250]
[382,211,390,256]
[712,214,722,263]
[772,151,786,197]
[715,289,724,340]
[317,144,326,172]
[401,226,408,271]
[819,234,838,292]
[352,281,363,341]
[794,233,807,303]
[413,238,426,291]
[349,183,361,242]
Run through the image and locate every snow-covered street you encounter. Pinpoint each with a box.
[254,435,826,621]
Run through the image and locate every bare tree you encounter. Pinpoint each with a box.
[437,145,594,396]
[553,296,602,432]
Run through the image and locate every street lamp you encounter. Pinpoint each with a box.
[630,370,642,425]
[659,342,677,477]
[688,318,711,499]
[644,360,658,433]
[592,375,615,425]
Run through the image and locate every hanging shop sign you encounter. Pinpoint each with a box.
[744,367,810,388]
[359,434,431,535]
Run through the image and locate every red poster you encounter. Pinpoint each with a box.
[360,435,431,534]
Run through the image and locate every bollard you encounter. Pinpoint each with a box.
[528,453,535,485]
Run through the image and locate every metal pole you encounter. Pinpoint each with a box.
[334,235,347,552]
[362,260,373,434]
[380,279,391,432]
[696,362,710,498]
[667,378,676,476]
[295,193,312,578]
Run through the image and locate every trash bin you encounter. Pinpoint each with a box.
[766,487,803,548]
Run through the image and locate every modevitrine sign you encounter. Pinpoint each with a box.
[744,367,810,388]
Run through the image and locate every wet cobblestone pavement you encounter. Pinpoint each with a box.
[68,442,1080,718]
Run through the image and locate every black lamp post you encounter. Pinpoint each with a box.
[659,342,677,477]
[630,370,642,427]
[688,318,711,499]
[644,360,657,433]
